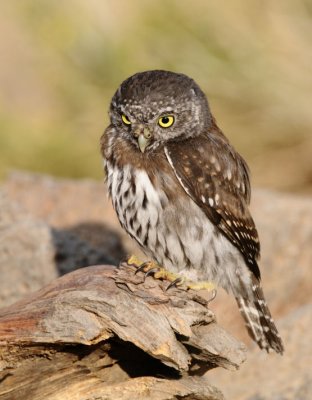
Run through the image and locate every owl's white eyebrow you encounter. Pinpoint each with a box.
[162,108,190,115]
[158,105,180,115]
[158,109,174,115]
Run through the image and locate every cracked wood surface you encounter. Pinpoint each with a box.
[0,263,246,400]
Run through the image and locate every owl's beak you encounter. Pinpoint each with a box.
[133,125,152,153]
[138,134,149,153]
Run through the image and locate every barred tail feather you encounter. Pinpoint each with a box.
[236,278,284,354]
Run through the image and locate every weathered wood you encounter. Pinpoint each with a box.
[0,263,246,400]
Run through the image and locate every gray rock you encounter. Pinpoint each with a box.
[51,226,120,275]
[0,192,58,307]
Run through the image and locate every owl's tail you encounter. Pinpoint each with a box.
[235,277,284,354]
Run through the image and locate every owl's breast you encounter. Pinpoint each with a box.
[106,160,169,250]
[105,152,246,292]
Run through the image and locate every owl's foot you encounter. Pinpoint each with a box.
[126,256,217,301]
[166,278,217,302]
[126,255,180,282]
[167,277,215,291]
[186,281,216,291]
[127,255,159,276]
[126,255,146,269]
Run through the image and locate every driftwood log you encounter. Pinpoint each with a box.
[0,263,246,400]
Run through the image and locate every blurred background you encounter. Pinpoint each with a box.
[0,2,311,399]
[0,0,311,193]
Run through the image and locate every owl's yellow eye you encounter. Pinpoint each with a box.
[121,114,131,125]
[158,115,174,128]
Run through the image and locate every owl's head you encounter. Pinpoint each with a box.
[108,70,212,153]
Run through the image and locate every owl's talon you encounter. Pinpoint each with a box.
[144,267,160,280]
[134,267,142,275]
[134,261,150,275]
[207,289,218,303]
[165,277,184,291]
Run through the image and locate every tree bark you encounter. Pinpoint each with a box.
[0,263,246,400]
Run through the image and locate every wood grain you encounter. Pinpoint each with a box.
[0,263,246,400]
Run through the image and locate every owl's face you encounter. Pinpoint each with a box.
[108,70,212,153]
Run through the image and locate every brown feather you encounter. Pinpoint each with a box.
[165,125,261,279]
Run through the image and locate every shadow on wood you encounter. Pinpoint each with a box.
[0,263,247,400]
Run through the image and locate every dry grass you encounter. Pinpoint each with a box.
[0,0,311,192]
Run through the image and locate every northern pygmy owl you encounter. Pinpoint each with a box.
[101,70,284,354]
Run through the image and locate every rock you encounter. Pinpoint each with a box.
[51,226,123,275]
[251,190,312,316]
[0,172,128,306]
[0,192,57,307]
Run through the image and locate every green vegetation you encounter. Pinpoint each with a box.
[0,0,311,192]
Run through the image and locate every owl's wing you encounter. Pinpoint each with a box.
[164,133,261,279]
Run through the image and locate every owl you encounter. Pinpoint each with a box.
[101,70,284,354]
